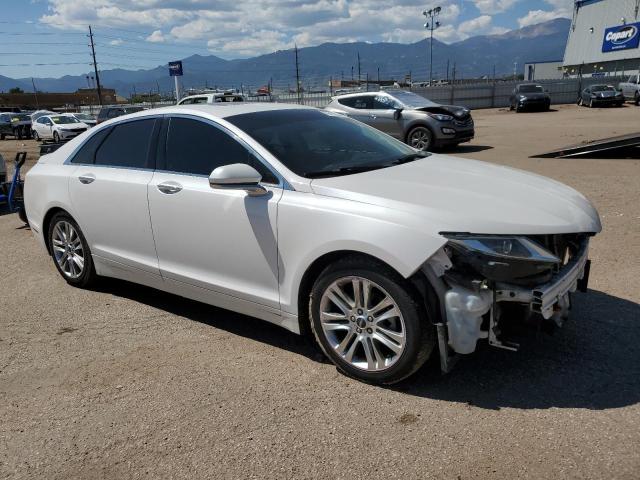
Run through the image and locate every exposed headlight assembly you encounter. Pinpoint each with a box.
[442,234,561,284]
[429,113,454,122]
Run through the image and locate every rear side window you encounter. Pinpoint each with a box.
[338,96,372,109]
[164,117,278,184]
[107,109,123,118]
[70,128,111,164]
[97,109,108,120]
[95,119,156,169]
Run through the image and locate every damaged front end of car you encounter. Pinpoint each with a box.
[420,232,593,373]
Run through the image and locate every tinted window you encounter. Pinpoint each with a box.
[226,109,416,178]
[97,109,108,120]
[373,95,400,109]
[191,97,208,104]
[107,109,123,118]
[338,96,372,109]
[164,118,278,184]
[95,119,155,169]
[70,128,111,164]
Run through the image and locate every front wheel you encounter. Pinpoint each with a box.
[406,126,433,151]
[310,256,436,384]
[635,92,640,106]
[577,97,582,106]
[53,131,60,143]
[48,213,97,287]
[33,130,40,141]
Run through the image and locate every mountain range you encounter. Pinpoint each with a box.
[0,18,570,96]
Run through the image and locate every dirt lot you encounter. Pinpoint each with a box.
[1,104,639,479]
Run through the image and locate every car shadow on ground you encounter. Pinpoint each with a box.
[91,278,324,362]
[445,144,493,154]
[394,289,640,410]
[94,279,640,410]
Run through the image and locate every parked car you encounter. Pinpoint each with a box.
[618,74,640,105]
[325,90,474,151]
[96,106,145,125]
[509,84,551,112]
[177,91,245,105]
[31,114,89,142]
[24,104,601,384]
[66,112,97,127]
[30,110,55,122]
[578,84,624,107]
[0,112,32,140]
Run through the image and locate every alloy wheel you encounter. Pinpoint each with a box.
[319,276,406,372]
[408,128,432,150]
[51,220,85,279]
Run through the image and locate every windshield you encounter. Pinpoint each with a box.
[226,109,421,178]
[519,85,544,93]
[73,113,94,121]
[386,90,438,108]
[12,114,30,122]
[591,85,615,92]
[50,116,79,125]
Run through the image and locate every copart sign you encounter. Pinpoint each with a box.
[602,23,640,52]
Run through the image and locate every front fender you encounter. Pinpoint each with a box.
[277,189,446,315]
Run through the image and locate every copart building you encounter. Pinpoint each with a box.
[563,0,640,77]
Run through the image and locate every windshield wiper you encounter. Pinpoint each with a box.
[390,152,431,165]
[304,164,388,178]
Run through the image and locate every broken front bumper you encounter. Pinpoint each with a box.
[423,239,591,371]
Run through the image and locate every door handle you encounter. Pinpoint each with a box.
[78,174,95,184]
[157,181,183,194]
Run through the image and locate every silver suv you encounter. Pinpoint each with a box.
[326,90,474,150]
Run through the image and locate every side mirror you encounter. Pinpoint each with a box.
[209,163,268,197]
[393,108,403,120]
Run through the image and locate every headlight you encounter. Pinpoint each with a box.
[428,113,453,122]
[442,234,560,284]
[518,95,527,100]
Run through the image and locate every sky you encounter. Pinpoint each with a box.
[0,0,575,79]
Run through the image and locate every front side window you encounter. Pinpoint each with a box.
[373,95,400,109]
[164,117,278,184]
[95,119,156,169]
[226,109,419,178]
[190,97,209,104]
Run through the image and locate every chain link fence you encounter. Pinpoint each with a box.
[79,76,629,113]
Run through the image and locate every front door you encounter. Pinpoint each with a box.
[368,95,404,139]
[68,117,160,274]
[147,116,283,309]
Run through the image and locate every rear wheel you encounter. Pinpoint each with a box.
[635,92,640,106]
[48,213,97,287]
[589,98,594,108]
[309,256,436,384]
[406,126,433,151]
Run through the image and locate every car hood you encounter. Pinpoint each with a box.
[310,155,601,235]
[413,104,470,119]
[595,90,618,98]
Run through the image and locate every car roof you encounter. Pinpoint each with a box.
[132,103,317,119]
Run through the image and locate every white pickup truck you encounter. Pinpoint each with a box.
[619,74,640,105]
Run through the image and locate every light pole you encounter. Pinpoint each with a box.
[423,6,441,86]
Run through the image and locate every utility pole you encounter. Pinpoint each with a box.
[31,78,40,109]
[446,59,449,82]
[513,61,518,79]
[377,66,380,84]
[88,25,103,106]
[423,7,442,87]
[357,52,361,85]
[351,65,354,81]
[295,45,301,104]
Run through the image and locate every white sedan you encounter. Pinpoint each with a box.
[24,104,601,384]
[32,114,89,143]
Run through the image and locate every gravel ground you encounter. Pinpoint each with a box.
[1,104,639,479]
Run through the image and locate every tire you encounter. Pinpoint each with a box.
[577,97,582,106]
[32,130,40,141]
[53,131,60,143]
[635,92,640,106]
[0,133,4,140]
[406,126,433,151]
[48,212,97,288]
[309,256,436,384]
[15,129,22,140]
[589,98,594,108]
[515,104,521,113]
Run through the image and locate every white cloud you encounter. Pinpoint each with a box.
[518,0,573,27]
[473,0,519,14]
[109,38,124,45]
[146,29,166,42]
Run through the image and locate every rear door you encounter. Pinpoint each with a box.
[68,117,160,274]
[337,95,375,126]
